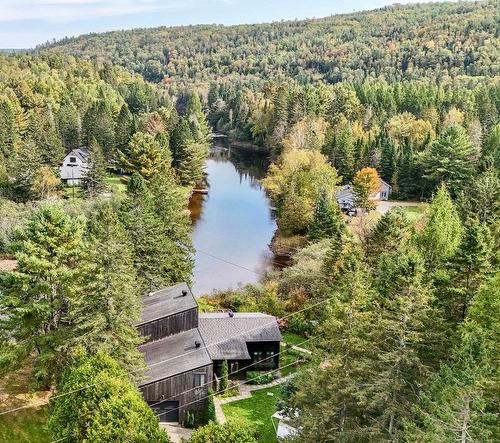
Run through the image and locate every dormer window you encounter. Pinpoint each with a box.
[69,156,77,163]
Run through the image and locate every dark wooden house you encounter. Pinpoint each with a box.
[136,283,281,423]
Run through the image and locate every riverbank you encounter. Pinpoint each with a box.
[227,139,270,154]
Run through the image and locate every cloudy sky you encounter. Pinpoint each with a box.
[1,0,437,48]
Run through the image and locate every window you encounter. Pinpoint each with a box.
[253,350,275,369]
[193,373,205,387]
[230,362,239,372]
[69,156,77,163]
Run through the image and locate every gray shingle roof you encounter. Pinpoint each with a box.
[138,328,211,385]
[198,313,282,360]
[137,283,197,326]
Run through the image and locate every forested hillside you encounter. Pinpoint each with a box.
[41,1,499,86]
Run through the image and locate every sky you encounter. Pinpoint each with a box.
[1,0,439,49]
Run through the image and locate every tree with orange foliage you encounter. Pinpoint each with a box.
[353,167,380,212]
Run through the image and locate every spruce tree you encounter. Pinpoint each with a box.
[308,189,346,241]
[420,185,463,270]
[82,100,115,158]
[85,138,107,197]
[57,101,81,152]
[120,173,179,292]
[0,205,85,385]
[69,203,143,373]
[26,107,64,166]
[115,103,134,156]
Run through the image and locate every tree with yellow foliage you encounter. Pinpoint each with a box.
[353,167,380,212]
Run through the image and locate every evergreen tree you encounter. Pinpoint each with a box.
[404,274,499,443]
[26,107,64,166]
[294,248,382,441]
[48,352,170,443]
[115,103,134,156]
[329,120,355,182]
[371,247,438,439]
[0,94,19,161]
[69,203,143,373]
[448,218,493,322]
[423,125,476,196]
[149,174,193,284]
[308,189,346,241]
[85,138,107,197]
[9,139,43,202]
[120,173,179,292]
[365,207,413,261]
[57,101,81,152]
[220,360,229,392]
[204,388,217,424]
[120,132,171,182]
[420,185,463,270]
[0,205,85,385]
[82,100,115,158]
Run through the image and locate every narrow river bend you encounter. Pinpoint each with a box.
[189,145,277,296]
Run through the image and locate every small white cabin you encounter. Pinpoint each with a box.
[59,149,89,185]
[336,178,392,209]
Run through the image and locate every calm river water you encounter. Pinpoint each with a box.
[189,145,277,296]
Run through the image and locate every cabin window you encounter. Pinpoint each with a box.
[253,350,275,369]
[230,362,239,372]
[193,373,205,387]
[69,156,77,163]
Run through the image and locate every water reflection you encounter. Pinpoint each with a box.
[189,145,277,296]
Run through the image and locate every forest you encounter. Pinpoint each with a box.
[0,0,499,442]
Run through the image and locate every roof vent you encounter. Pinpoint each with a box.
[181,290,188,296]
[228,310,234,318]
[195,341,201,348]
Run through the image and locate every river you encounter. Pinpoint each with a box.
[189,144,277,296]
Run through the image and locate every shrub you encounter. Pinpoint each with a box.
[246,371,276,385]
[188,419,257,443]
[286,313,314,335]
[202,388,217,424]
[220,360,229,392]
[184,410,196,428]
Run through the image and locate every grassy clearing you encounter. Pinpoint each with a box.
[0,408,50,443]
[221,385,281,443]
[282,332,309,348]
[0,366,51,443]
[105,174,128,194]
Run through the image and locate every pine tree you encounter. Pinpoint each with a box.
[69,203,143,373]
[82,100,115,158]
[0,94,19,161]
[329,119,355,182]
[85,138,107,197]
[0,205,85,385]
[120,131,171,182]
[204,388,217,424]
[423,124,476,196]
[308,189,346,241]
[9,139,43,202]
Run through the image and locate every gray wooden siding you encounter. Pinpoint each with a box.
[140,363,213,422]
[138,307,198,343]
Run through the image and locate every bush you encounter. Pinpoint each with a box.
[184,410,196,428]
[286,313,314,335]
[246,371,276,385]
[220,360,229,392]
[202,388,216,424]
[188,419,257,443]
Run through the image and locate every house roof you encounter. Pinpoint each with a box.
[136,282,197,326]
[138,328,211,385]
[66,148,89,162]
[198,312,282,360]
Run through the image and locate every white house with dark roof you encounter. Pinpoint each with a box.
[135,283,282,424]
[336,178,392,210]
[59,148,89,185]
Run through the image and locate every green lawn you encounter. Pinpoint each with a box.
[0,408,50,443]
[282,332,309,348]
[105,174,128,194]
[221,385,281,443]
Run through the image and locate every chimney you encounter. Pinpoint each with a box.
[228,310,234,318]
[181,290,188,297]
[195,341,201,348]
